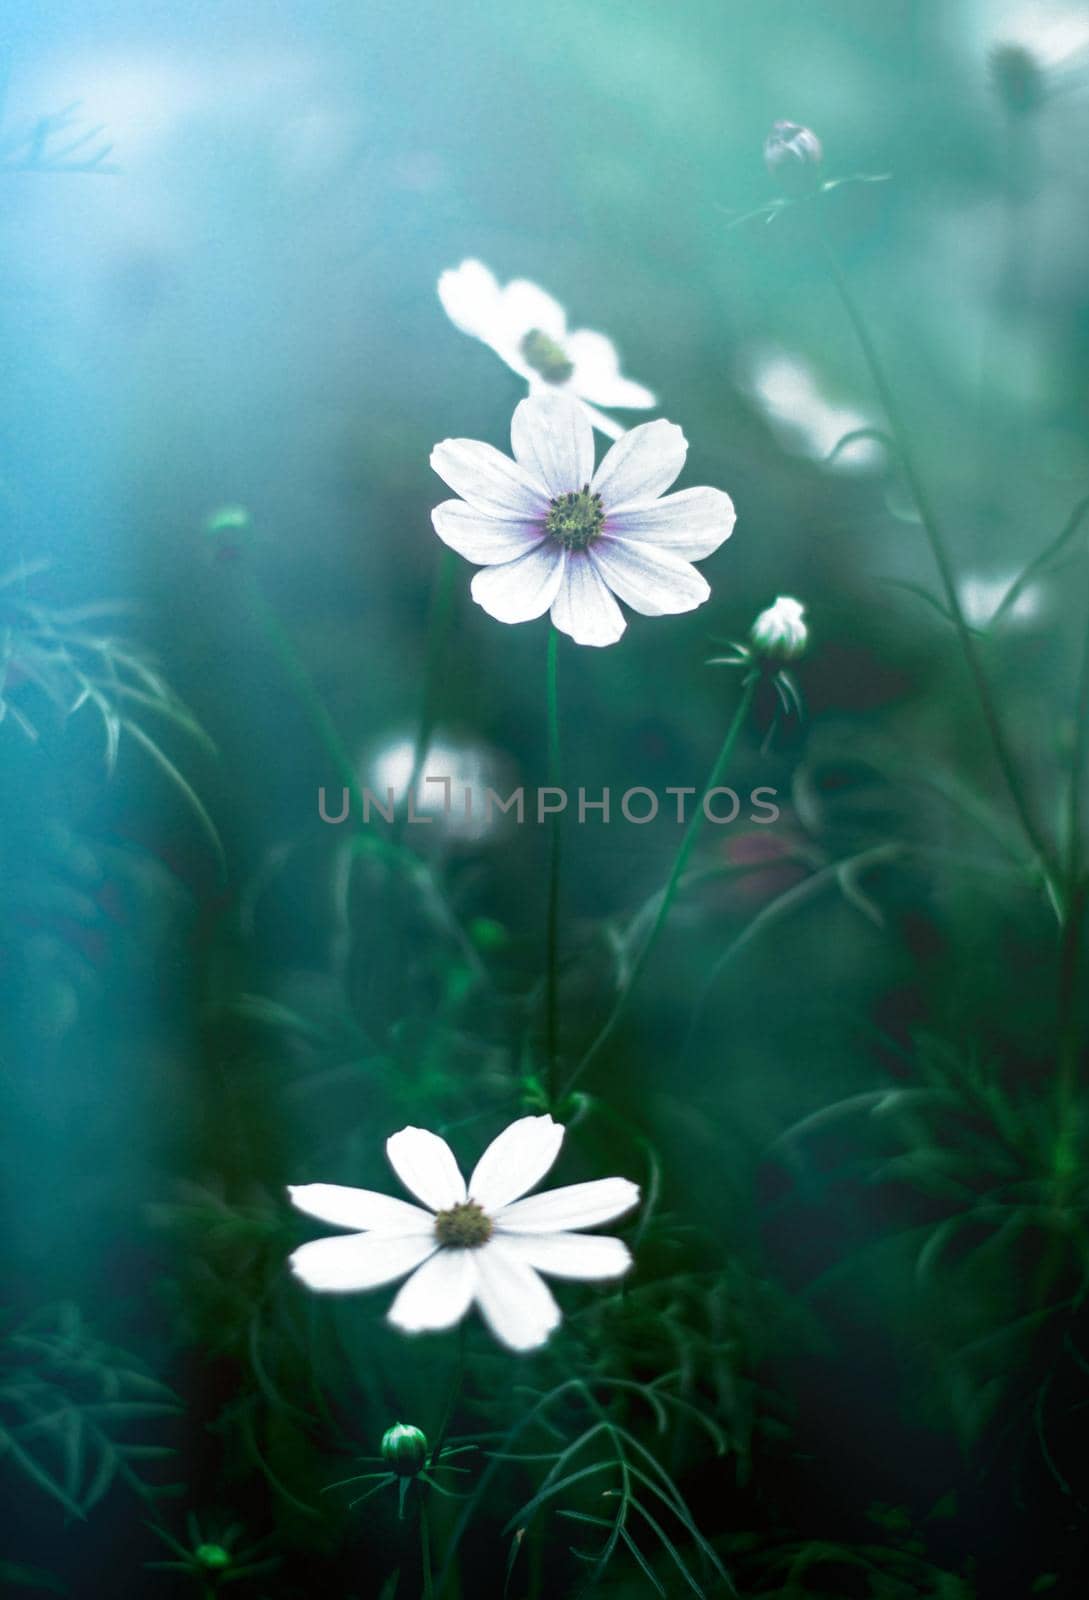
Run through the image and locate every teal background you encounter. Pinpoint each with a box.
[2,2,1089,1596]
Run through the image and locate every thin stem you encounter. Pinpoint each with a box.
[1054,882,1086,1173]
[563,673,758,1099]
[814,210,1061,910]
[420,1322,465,1600]
[428,1320,467,1471]
[419,1491,433,1600]
[1052,593,1089,1186]
[247,567,486,987]
[544,626,562,1102]
[247,581,359,798]
[396,548,459,838]
[1066,596,1089,897]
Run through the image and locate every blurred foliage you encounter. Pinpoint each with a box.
[0,1304,180,1520]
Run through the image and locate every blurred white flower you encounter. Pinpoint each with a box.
[438,259,655,439]
[982,3,1089,73]
[367,731,514,843]
[430,391,736,647]
[741,345,882,472]
[289,1115,638,1352]
[751,596,808,660]
[959,571,1040,628]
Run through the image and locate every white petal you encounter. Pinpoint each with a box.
[289,1232,435,1293]
[468,1116,565,1211]
[287,1184,434,1234]
[550,551,626,647]
[591,419,687,511]
[437,259,503,340]
[606,486,737,560]
[511,393,595,497]
[386,1127,466,1211]
[590,538,710,617]
[431,438,549,519]
[495,1177,640,1233]
[471,543,565,625]
[577,398,626,440]
[387,1248,477,1333]
[432,500,546,565]
[525,378,623,439]
[497,278,567,344]
[566,329,656,410]
[474,1240,561,1351]
[492,1231,633,1281]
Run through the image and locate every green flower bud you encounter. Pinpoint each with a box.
[195,1544,232,1571]
[469,916,509,952]
[750,596,808,661]
[202,504,252,564]
[764,121,823,194]
[381,1422,428,1477]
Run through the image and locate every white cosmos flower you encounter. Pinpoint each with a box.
[430,391,736,648]
[288,1115,639,1352]
[438,259,655,439]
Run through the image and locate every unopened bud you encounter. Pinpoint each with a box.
[195,1544,232,1571]
[764,121,823,194]
[202,504,252,564]
[989,43,1046,116]
[381,1422,428,1476]
[751,596,808,661]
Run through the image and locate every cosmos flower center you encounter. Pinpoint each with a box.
[546,485,605,551]
[520,328,575,384]
[434,1200,494,1248]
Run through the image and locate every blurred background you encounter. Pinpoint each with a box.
[2,1,1089,1595]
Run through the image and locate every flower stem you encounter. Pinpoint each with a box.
[562,673,758,1099]
[419,1491,433,1600]
[814,209,1062,911]
[545,625,562,1103]
[420,1322,466,1600]
[396,548,459,839]
[1052,597,1089,1186]
[1066,596,1089,900]
[247,578,360,799]
[428,1319,466,1471]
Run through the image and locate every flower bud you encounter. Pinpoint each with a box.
[381,1422,428,1476]
[195,1544,232,1571]
[989,43,1046,117]
[764,121,823,194]
[202,504,252,564]
[750,596,808,661]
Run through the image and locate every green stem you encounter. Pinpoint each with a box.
[814,210,1061,912]
[1066,599,1089,898]
[1054,882,1086,1174]
[248,568,486,987]
[247,581,359,798]
[421,1322,466,1600]
[545,626,562,1103]
[419,1491,433,1600]
[562,673,758,1099]
[428,1320,466,1471]
[396,548,459,838]
[1053,599,1089,1185]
